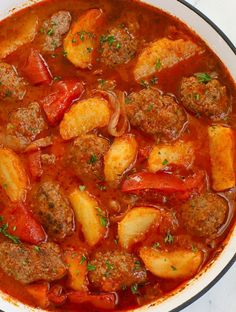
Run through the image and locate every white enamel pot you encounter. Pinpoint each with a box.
[0,0,235,311]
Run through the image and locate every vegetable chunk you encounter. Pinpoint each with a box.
[69,189,106,246]
[60,97,110,140]
[208,126,235,191]
[64,9,104,68]
[64,249,88,291]
[134,38,202,80]
[0,148,28,202]
[118,207,161,249]
[140,248,203,279]
[104,134,138,185]
[148,141,194,172]
[0,14,38,59]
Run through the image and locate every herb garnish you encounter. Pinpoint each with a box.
[96,208,108,227]
[194,72,212,83]
[164,230,174,244]
[87,263,96,271]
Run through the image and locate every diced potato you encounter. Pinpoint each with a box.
[148,140,194,172]
[60,97,111,140]
[208,126,235,191]
[64,9,104,68]
[64,249,88,291]
[134,38,202,81]
[0,14,38,59]
[0,148,28,202]
[69,189,106,246]
[104,134,138,185]
[118,207,161,249]
[140,248,203,279]
[26,282,50,309]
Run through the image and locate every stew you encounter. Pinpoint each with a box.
[0,0,235,311]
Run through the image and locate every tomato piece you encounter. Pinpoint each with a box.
[48,285,67,306]
[122,170,206,195]
[26,282,50,309]
[28,150,43,179]
[22,48,52,85]
[0,203,46,244]
[42,79,84,125]
[68,291,116,310]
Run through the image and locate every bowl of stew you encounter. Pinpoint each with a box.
[0,0,235,311]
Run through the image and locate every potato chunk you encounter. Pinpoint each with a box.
[208,126,235,191]
[64,9,104,68]
[134,38,202,80]
[64,249,88,291]
[118,207,161,249]
[104,134,138,185]
[140,248,203,279]
[0,14,38,59]
[69,189,106,246]
[60,97,110,140]
[148,140,194,172]
[0,148,28,202]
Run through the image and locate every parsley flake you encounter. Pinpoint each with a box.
[80,255,87,264]
[87,263,96,271]
[89,154,97,164]
[155,58,162,70]
[162,159,169,166]
[194,72,212,83]
[131,283,139,294]
[164,231,174,244]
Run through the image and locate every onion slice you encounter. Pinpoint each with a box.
[93,90,129,137]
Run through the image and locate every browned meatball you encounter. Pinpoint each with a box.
[69,134,110,180]
[181,193,228,237]
[126,88,187,142]
[100,24,138,66]
[0,242,67,284]
[41,11,71,51]
[0,102,47,151]
[180,76,230,120]
[0,62,26,100]
[34,182,74,240]
[88,250,147,292]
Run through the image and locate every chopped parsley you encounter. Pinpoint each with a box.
[131,283,139,295]
[62,50,68,57]
[80,254,87,264]
[79,185,86,192]
[0,221,20,244]
[125,96,132,104]
[194,72,212,83]
[134,260,141,271]
[171,265,177,271]
[150,77,158,85]
[105,260,114,271]
[162,159,169,166]
[72,38,77,43]
[155,58,162,70]
[152,242,160,249]
[40,27,45,34]
[5,90,12,97]
[87,263,96,271]
[116,42,121,49]
[89,154,97,164]
[98,78,106,87]
[96,184,106,191]
[96,208,108,227]
[191,244,198,253]
[140,80,149,89]
[34,246,41,252]
[12,226,17,232]
[53,76,62,81]
[194,93,200,101]
[146,104,154,112]
[77,31,94,42]
[47,28,54,36]
[164,231,174,244]
[87,47,93,53]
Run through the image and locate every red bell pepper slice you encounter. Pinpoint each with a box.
[0,203,46,244]
[28,150,43,179]
[22,49,52,85]
[26,282,50,309]
[42,79,84,125]
[68,291,116,310]
[122,170,206,195]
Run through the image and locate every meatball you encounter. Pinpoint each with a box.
[126,88,187,142]
[42,11,71,52]
[69,134,110,180]
[0,62,26,100]
[34,181,74,240]
[100,24,138,66]
[181,193,228,237]
[0,242,67,284]
[180,76,230,120]
[88,250,147,292]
